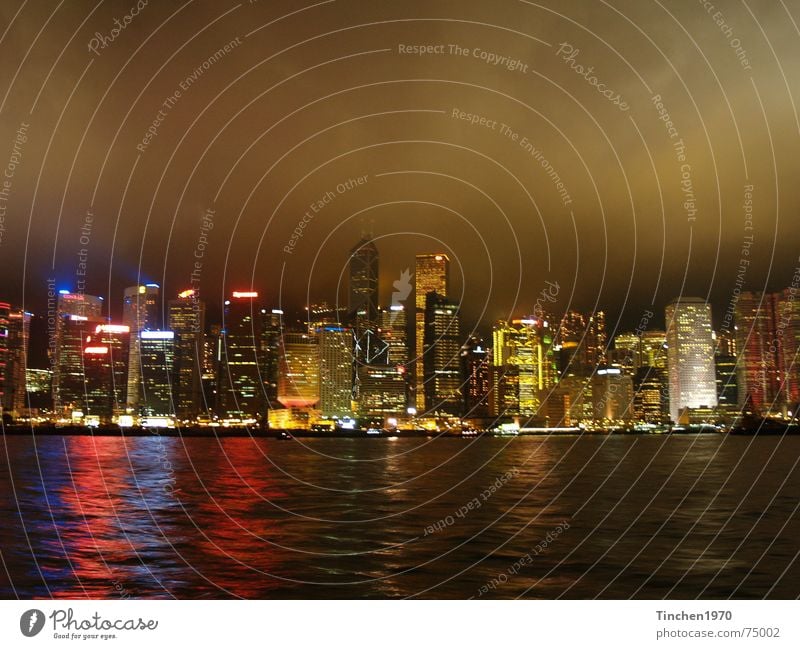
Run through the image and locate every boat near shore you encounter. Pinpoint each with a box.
[728,414,800,436]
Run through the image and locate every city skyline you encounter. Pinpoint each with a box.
[3,233,799,430]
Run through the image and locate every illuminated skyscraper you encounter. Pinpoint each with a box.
[415,253,449,409]
[634,366,668,423]
[278,332,319,409]
[714,347,738,415]
[491,318,557,416]
[168,290,206,421]
[356,364,407,417]
[735,291,781,413]
[218,292,263,420]
[25,368,52,413]
[461,336,491,418]
[777,288,800,407]
[260,308,283,408]
[665,297,717,422]
[379,305,408,367]
[556,310,607,375]
[490,365,520,417]
[0,305,29,420]
[422,292,461,415]
[308,302,348,332]
[123,284,160,410]
[53,292,104,415]
[612,332,640,372]
[349,239,379,331]
[138,331,175,419]
[641,331,667,369]
[82,324,130,423]
[613,331,666,372]
[318,325,354,418]
[592,366,634,423]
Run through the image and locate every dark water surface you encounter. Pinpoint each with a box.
[1,434,798,599]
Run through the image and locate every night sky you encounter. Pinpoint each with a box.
[1,0,798,342]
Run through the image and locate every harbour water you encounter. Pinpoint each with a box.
[1,434,798,598]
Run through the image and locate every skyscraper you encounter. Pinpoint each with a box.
[735,291,781,413]
[634,366,668,423]
[714,344,738,415]
[260,308,283,409]
[278,331,319,409]
[53,291,104,415]
[0,305,29,420]
[356,364,407,417]
[0,302,12,419]
[613,331,666,372]
[556,310,607,375]
[422,291,461,415]
[123,284,160,411]
[379,305,408,367]
[318,325,354,418]
[491,318,556,416]
[138,331,175,419]
[218,292,263,420]
[665,297,718,422]
[777,288,800,407]
[592,366,634,423]
[82,324,130,423]
[348,238,379,331]
[415,253,449,410]
[168,290,206,421]
[461,336,491,418]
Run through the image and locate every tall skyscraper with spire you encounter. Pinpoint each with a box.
[348,238,379,330]
[414,253,449,410]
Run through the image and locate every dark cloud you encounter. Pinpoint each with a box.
[0,0,797,338]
